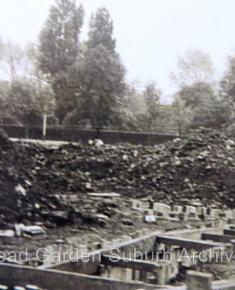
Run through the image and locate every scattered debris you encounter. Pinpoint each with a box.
[14,224,45,237]
[23,225,45,236]
[122,219,134,226]
[0,127,234,230]
[15,184,26,196]
[144,215,156,223]
[0,230,15,238]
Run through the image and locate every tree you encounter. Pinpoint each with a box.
[220,55,235,110]
[177,82,227,129]
[1,77,55,128]
[6,79,41,127]
[170,49,215,87]
[179,82,215,109]
[220,56,235,99]
[120,83,148,131]
[0,41,24,81]
[219,55,235,132]
[144,82,161,131]
[24,44,56,118]
[0,81,11,124]
[0,38,4,63]
[0,39,56,126]
[38,0,84,123]
[172,96,192,135]
[69,7,126,130]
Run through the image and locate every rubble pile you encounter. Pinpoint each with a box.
[0,128,234,227]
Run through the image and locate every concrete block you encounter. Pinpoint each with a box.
[143,209,154,216]
[167,261,179,281]
[141,200,151,209]
[172,205,183,213]
[179,212,189,221]
[170,205,183,219]
[225,210,235,220]
[132,199,151,211]
[132,199,142,210]
[184,205,197,217]
[209,208,221,218]
[186,271,212,290]
[156,263,168,285]
[155,261,178,285]
[131,270,140,281]
[197,206,208,216]
[144,215,156,223]
[228,218,235,225]
[153,203,170,218]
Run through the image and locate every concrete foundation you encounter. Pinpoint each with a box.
[0,264,163,290]
[186,271,212,290]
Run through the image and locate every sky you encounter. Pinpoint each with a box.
[0,0,235,103]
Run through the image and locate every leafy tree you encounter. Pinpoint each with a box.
[0,81,11,124]
[179,82,215,109]
[0,38,4,61]
[121,83,147,131]
[1,77,55,127]
[220,56,235,99]
[69,7,126,130]
[0,41,24,81]
[172,96,192,135]
[38,0,84,123]
[24,44,56,118]
[177,82,227,129]
[170,49,215,87]
[144,82,161,131]
[6,79,41,127]
[0,40,56,126]
[218,55,235,133]
[220,56,235,113]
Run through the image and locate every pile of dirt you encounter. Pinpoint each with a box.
[0,127,234,227]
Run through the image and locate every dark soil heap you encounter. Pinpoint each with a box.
[0,128,234,226]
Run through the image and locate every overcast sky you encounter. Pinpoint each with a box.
[0,0,235,102]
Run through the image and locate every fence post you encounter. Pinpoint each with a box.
[42,113,47,140]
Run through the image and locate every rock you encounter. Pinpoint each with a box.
[14,224,25,237]
[144,215,156,223]
[15,184,26,196]
[122,219,134,226]
[0,128,9,145]
[0,229,15,237]
[50,211,69,226]
[26,286,39,290]
[14,224,45,236]
[23,225,45,236]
